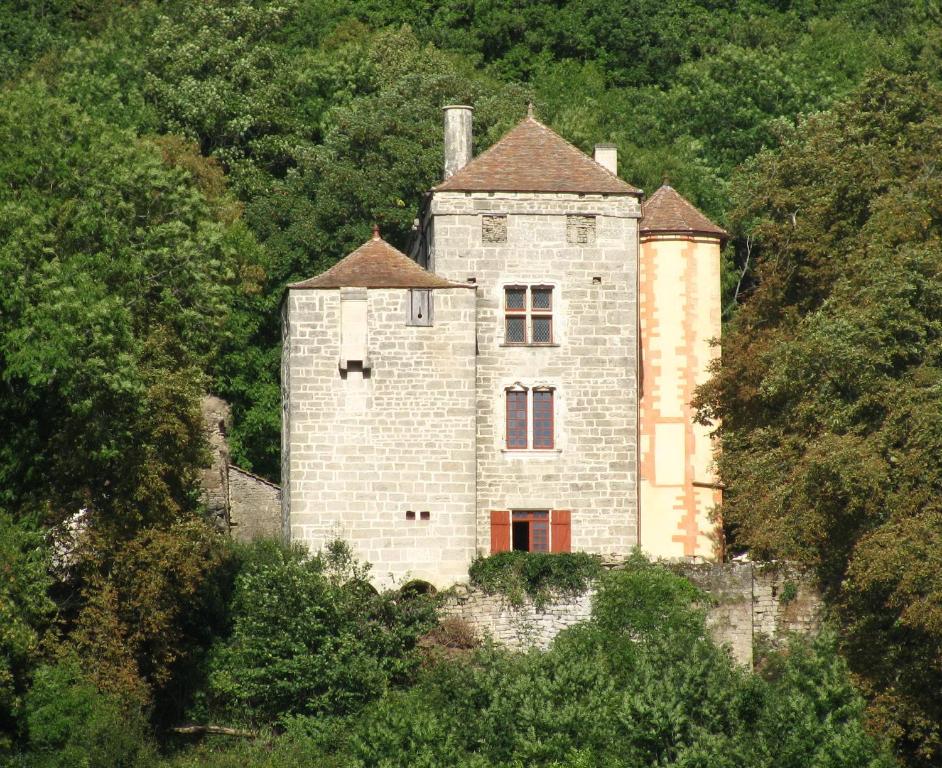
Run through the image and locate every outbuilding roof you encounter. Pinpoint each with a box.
[289,228,470,290]
[641,184,728,239]
[434,115,641,195]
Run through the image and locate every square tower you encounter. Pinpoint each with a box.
[282,230,478,587]
[416,107,643,559]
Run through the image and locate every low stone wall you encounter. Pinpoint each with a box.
[440,561,822,665]
[442,588,593,650]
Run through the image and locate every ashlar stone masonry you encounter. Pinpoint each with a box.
[283,105,727,588]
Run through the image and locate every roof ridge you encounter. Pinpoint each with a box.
[641,184,727,239]
[289,233,473,290]
[433,116,640,195]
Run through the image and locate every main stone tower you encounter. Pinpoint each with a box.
[414,105,642,563]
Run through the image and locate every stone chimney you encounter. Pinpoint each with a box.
[443,105,473,181]
[594,144,617,176]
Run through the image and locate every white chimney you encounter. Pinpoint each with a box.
[594,144,617,176]
[443,105,473,181]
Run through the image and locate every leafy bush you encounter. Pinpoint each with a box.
[467,551,603,606]
[236,558,891,768]
[0,512,55,753]
[196,540,436,725]
[21,660,155,768]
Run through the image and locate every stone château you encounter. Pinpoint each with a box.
[281,105,726,587]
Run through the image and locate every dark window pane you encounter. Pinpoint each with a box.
[532,288,552,310]
[532,316,551,343]
[506,391,528,449]
[533,391,553,449]
[505,288,526,310]
[506,316,526,343]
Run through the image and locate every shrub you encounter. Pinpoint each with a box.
[467,551,603,606]
[301,556,893,768]
[196,539,436,725]
[0,512,55,752]
[21,660,155,768]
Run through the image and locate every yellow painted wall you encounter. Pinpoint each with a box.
[639,234,722,559]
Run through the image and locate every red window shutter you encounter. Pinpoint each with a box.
[490,510,511,553]
[551,510,571,553]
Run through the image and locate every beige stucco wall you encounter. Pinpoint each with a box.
[639,234,722,559]
[282,285,478,588]
[428,191,641,557]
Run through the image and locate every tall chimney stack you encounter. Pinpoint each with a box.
[442,105,473,181]
[594,144,618,176]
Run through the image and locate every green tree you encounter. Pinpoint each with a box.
[0,84,256,532]
[198,540,436,725]
[0,513,55,752]
[697,71,942,765]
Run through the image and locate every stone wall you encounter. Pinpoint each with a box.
[440,561,822,664]
[428,191,642,557]
[200,396,232,532]
[283,286,478,588]
[228,466,282,543]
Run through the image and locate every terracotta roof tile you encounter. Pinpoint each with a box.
[289,229,470,290]
[641,184,727,239]
[434,116,641,195]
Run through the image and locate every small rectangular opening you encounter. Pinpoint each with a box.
[420,510,430,521]
[405,510,416,520]
[408,289,433,326]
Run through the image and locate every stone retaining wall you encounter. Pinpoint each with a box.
[440,561,822,665]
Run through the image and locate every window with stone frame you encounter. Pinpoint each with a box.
[482,214,507,243]
[504,285,553,345]
[407,288,432,326]
[504,386,555,450]
[566,215,596,245]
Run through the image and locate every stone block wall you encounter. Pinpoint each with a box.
[228,466,282,543]
[440,561,822,665]
[442,585,593,650]
[428,191,642,557]
[283,285,478,588]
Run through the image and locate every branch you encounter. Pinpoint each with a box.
[171,724,260,738]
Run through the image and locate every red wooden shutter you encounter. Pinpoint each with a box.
[551,509,571,553]
[490,510,511,553]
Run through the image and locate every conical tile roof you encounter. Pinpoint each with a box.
[434,116,640,195]
[290,228,470,290]
[641,185,727,239]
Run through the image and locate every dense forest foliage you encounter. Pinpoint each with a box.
[1,0,941,765]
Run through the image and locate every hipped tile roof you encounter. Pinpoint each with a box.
[641,184,727,239]
[289,228,470,290]
[434,116,641,195]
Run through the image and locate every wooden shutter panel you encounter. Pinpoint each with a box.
[551,509,571,553]
[490,510,511,553]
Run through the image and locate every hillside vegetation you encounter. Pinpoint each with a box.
[1,0,941,765]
